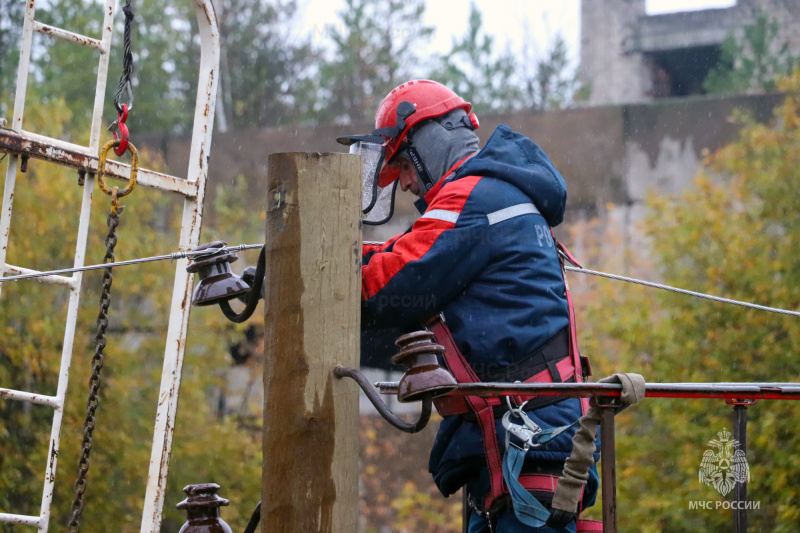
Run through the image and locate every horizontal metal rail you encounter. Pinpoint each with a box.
[3,263,76,288]
[0,513,41,527]
[21,129,92,154]
[33,22,106,52]
[0,129,198,197]
[375,381,800,401]
[0,388,61,408]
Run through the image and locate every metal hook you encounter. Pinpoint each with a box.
[333,366,432,434]
[111,104,130,157]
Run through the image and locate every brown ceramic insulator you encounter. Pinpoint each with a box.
[391,330,445,366]
[391,329,457,403]
[176,483,233,533]
[186,241,250,306]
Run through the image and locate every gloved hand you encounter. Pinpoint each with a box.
[237,266,265,304]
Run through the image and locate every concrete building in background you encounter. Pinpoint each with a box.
[581,0,800,106]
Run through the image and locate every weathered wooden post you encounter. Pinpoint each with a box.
[261,152,361,533]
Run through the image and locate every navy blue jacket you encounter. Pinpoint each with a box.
[362,126,591,499]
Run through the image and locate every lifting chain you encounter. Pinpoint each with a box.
[66,139,137,533]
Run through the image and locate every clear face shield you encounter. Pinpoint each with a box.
[344,140,398,226]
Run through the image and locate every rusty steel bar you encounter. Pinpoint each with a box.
[0,512,41,527]
[20,128,93,154]
[0,129,198,197]
[0,387,61,408]
[33,21,106,52]
[600,406,618,533]
[138,1,220,531]
[376,381,800,401]
[7,0,36,134]
[3,263,76,288]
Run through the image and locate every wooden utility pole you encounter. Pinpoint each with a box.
[261,152,361,533]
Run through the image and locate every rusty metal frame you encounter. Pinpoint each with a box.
[0,1,219,532]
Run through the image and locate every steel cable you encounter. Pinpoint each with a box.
[113,0,135,113]
[0,244,263,283]
[564,265,800,318]
[1,244,796,318]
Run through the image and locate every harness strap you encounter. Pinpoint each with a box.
[475,474,587,510]
[433,356,577,417]
[555,237,590,416]
[503,445,551,527]
[428,318,507,513]
[577,519,604,532]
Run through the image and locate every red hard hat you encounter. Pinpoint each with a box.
[375,80,474,187]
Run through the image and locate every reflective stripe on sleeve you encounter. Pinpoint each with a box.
[486,203,540,225]
[420,209,460,224]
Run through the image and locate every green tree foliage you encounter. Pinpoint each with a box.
[0,0,24,107]
[7,0,199,136]
[3,0,592,132]
[704,14,797,95]
[430,3,587,114]
[316,0,434,125]
[113,0,198,134]
[2,0,315,135]
[212,0,318,129]
[520,34,590,111]
[585,70,800,532]
[0,105,263,532]
[430,2,520,115]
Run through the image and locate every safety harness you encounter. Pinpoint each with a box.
[429,238,602,531]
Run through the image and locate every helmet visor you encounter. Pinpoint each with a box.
[348,141,398,225]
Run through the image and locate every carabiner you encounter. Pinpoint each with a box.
[502,410,538,451]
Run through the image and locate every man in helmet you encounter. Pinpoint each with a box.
[340,80,598,532]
